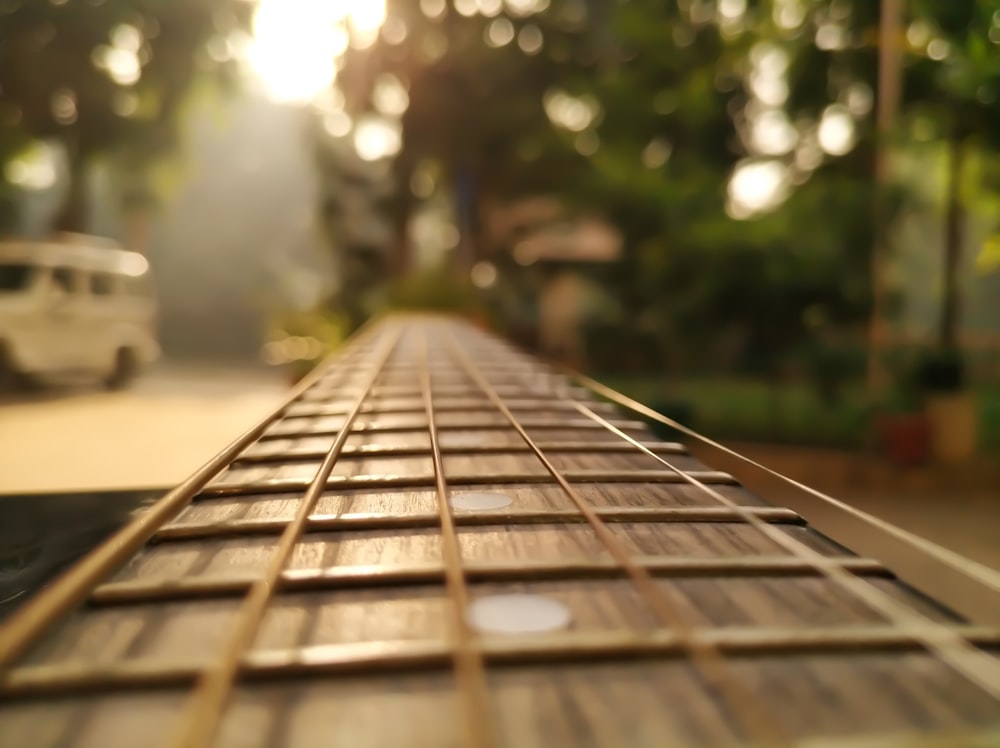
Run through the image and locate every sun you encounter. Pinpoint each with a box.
[247,0,386,105]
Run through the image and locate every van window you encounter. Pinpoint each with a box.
[0,264,34,293]
[90,273,116,296]
[51,267,77,294]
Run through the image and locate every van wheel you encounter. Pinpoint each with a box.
[0,349,14,397]
[0,343,28,396]
[106,348,138,391]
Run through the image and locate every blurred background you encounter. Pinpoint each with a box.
[1,0,998,610]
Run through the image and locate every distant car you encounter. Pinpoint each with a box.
[0,235,160,392]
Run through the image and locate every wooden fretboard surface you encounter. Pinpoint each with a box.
[0,316,998,748]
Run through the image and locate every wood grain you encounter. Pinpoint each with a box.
[2,317,998,748]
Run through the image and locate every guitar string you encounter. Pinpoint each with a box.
[471,332,1000,702]
[571,372,1000,604]
[449,330,1000,612]
[0,319,383,674]
[571,395,1000,700]
[440,321,792,748]
[418,325,499,748]
[169,322,405,748]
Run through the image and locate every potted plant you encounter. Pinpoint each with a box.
[873,362,932,467]
[916,347,977,464]
[263,308,351,387]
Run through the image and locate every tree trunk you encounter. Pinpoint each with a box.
[940,128,966,350]
[0,193,20,235]
[389,196,413,279]
[54,139,89,234]
[453,167,477,273]
[388,155,416,279]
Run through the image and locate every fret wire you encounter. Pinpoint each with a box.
[575,372,1000,607]
[419,326,498,748]
[5,625,1000,701]
[152,506,805,542]
[89,556,892,607]
[563,392,1000,702]
[0,316,381,674]
[232,440,687,466]
[197,470,738,499]
[168,323,405,748]
[440,324,791,748]
[280,399,621,418]
[257,417,651,439]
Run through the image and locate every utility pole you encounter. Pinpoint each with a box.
[868,0,904,395]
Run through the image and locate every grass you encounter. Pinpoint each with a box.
[595,375,1000,451]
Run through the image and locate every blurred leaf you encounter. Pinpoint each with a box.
[976,234,1000,275]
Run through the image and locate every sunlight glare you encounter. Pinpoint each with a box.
[642,139,672,169]
[4,143,59,191]
[249,0,383,105]
[486,18,516,47]
[544,89,600,132]
[354,116,402,161]
[727,159,790,219]
[373,75,409,117]
[817,105,855,156]
[752,109,797,156]
[105,48,141,86]
[324,110,353,138]
[471,261,498,289]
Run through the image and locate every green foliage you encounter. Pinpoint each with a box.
[320,0,1000,398]
[0,0,251,229]
[271,307,352,349]
[384,267,486,317]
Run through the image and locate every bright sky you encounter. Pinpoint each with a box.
[248,0,385,104]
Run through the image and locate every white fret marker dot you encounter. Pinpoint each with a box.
[466,594,572,635]
[449,492,512,511]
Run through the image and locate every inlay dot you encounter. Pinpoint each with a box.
[449,492,513,511]
[466,594,572,635]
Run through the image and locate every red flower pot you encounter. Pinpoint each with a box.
[876,413,932,466]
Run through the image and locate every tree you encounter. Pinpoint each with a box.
[0,0,250,234]
[320,0,919,376]
[905,0,1000,351]
[558,0,882,374]
[331,0,608,277]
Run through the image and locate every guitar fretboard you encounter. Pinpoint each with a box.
[0,316,998,748]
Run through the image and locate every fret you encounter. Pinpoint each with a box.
[88,556,894,606]
[297,383,591,402]
[13,576,965,676]
[234,440,687,465]
[174,483,767,528]
[155,506,805,543]
[5,631,1000,701]
[103,522,850,591]
[197,470,740,498]
[281,398,622,419]
[2,672,996,748]
[260,416,651,439]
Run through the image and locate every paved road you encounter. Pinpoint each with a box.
[0,363,288,493]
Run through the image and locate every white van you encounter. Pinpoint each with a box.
[0,235,160,392]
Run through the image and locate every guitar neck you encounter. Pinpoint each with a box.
[0,315,998,748]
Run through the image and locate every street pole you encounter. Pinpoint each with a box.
[868,0,904,396]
